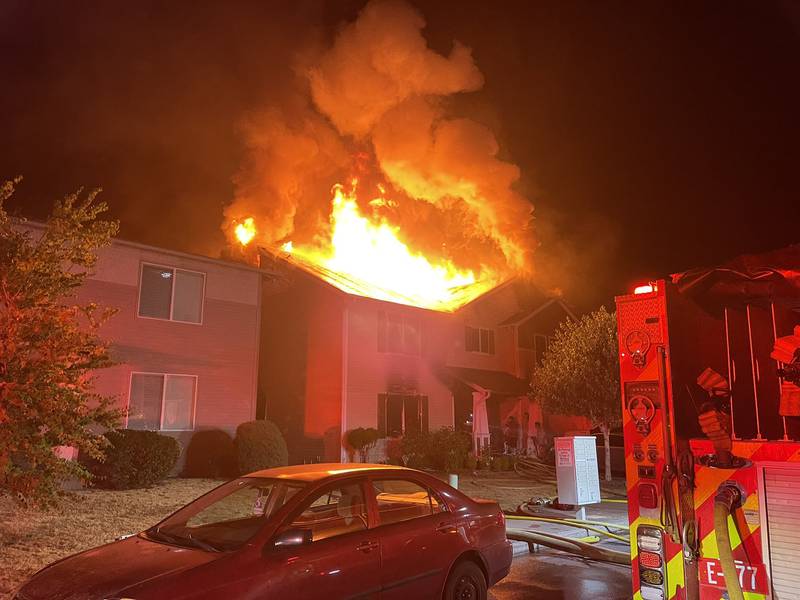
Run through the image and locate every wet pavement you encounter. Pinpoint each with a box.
[492,499,633,599]
[490,550,632,599]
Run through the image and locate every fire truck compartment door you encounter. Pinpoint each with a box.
[761,464,800,598]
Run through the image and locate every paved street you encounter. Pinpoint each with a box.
[490,550,632,599]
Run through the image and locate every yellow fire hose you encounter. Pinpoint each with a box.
[506,514,629,543]
[714,484,744,600]
[506,528,631,566]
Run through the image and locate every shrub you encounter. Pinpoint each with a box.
[429,428,471,471]
[463,454,478,470]
[399,427,471,471]
[234,420,288,474]
[346,427,380,462]
[183,429,236,478]
[88,430,180,489]
[400,429,430,469]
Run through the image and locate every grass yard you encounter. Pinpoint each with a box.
[0,478,221,597]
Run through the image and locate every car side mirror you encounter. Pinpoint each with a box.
[272,528,312,549]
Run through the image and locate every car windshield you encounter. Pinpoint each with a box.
[147,478,305,552]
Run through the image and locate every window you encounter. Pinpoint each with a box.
[372,479,444,527]
[378,311,421,355]
[139,264,205,323]
[378,394,428,437]
[128,373,197,430]
[151,478,304,551]
[286,483,368,542]
[465,326,495,354]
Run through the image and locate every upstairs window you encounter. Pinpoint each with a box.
[465,326,495,354]
[139,264,205,324]
[378,311,421,355]
[128,372,197,431]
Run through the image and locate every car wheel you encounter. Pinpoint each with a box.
[443,561,487,600]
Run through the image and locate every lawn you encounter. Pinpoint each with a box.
[0,478,221,597]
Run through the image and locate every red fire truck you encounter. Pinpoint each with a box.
[616,246,800,600]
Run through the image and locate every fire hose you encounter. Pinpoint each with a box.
[714,484,745,600]
[505,528,631,566]
[505,514,629,543]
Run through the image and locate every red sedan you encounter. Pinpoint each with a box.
[15,464,512,600]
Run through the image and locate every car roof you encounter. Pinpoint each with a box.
[245,463,414,482]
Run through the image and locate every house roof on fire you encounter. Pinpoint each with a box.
[443,366,531,396]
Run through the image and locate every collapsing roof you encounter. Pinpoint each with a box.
[259,245,505,313]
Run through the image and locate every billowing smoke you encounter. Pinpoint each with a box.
[226,0,534,277]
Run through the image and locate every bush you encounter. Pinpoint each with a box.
[400,427,471,471]
[463,454,478,470]
[346,427,380,462]
[183,429,236,478]
[429,428,471,471]
[88,430,180,489]
[234,420,288,474]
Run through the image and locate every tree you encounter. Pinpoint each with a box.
[532,306,621,481]
[0,179,121,505]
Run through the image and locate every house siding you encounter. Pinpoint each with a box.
[76,241,262,460]
[343,300,454,437]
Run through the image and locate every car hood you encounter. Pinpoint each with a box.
[19,534,221,600]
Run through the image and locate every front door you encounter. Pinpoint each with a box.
[262,479,380,599]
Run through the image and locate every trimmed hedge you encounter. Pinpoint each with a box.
[89,430,180,489]
[183,429,236,478]
[234,420,288,474]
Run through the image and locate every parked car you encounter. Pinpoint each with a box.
[14,464,512,600]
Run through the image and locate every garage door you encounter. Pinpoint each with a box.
[763,465,800,598]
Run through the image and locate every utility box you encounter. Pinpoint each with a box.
[554,436,601,505]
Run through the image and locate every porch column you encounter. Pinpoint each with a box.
[472,390,490,456]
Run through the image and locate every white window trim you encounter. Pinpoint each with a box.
[137,262,207,325]
[126,371,198,431]
[466,326,495,355]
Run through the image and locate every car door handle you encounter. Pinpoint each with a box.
[355,540,379,553]
[436,522,458,534]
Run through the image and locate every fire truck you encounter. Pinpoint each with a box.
[616,246,800,600]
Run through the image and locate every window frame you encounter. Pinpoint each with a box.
[126,371,198,431]
[275,476,373,543]
[364,475,449,530]
[465,325,495,355]
[377,310,421,356]
[137,262,207,325]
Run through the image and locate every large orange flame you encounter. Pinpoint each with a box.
[235,217,257,246]
[278,180,500,312]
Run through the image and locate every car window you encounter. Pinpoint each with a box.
[286,482,368,542]
[153,478,304,551]
[372,479,443,526]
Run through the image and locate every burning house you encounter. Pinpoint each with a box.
[257,249,586,463]
[220,0,588,461]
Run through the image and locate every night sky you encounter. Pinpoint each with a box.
[2,1,798,310]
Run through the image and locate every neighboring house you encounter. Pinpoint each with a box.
[22,223,265,461]
[260,254,589,463]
